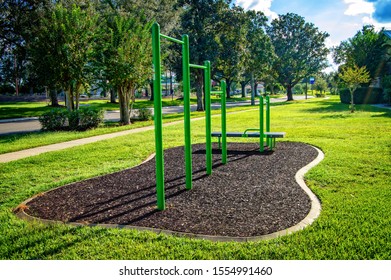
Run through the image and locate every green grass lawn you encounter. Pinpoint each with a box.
[0,95,253,119]
[0,96,390,259]
[0,105,257,155]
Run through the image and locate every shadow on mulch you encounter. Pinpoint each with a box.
[22,142,319,238]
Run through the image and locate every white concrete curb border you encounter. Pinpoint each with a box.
[15,144,324,243]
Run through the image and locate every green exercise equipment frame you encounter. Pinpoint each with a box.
[152,23,222,210]
[152,23,282,211]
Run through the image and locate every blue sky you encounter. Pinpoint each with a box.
[235,0,391,70]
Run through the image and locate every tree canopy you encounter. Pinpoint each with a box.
[338,64,370,112]
[97,11,153,124]
[333,25,390,81]
[5,1,380,120]
[266,13,329,101]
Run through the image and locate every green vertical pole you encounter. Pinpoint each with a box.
[182,34,192,190]
[260,95,264,152]
[152,23,165,210]
[266,95,271,149]
[221,80,227,164]
[204,61,212,175]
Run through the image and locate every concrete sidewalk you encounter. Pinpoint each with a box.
[0,113,225,163]
[1,96,319,163]
[0,120,180,163]
[0,97,295,135]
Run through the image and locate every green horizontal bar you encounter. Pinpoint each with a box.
[189,64,207,69]
[243,128,260,134]
[160,34,184,45]
[211,91,223,94]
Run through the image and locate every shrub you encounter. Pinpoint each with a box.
[39,109,68,131]
[39,107,104,131]
[76,107,104,130]
[67,110,80,130]
[136,107,152,121]
[382,75,391,105]
[339,87,384,104]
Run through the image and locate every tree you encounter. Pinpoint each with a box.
[0,0,51,95]
[215,4,248,99]
[333,25,389,81]
[113,0,181,102]
[313,75,328,95]
[266,13,329,101]
[98,12,152,124]
[338,64,370,112]
[325,71,339,95]
[175,0,225,111]
[29,2,98,111]
[242,9,274,104]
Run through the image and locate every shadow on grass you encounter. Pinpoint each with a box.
[0,216,99,259]
[302,101,349,114]
[0,104,52,119]
[303,100,391,117]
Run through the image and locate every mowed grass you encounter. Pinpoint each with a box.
[0,105,257,155]
[0,96,390,259]
[0,95,250,119]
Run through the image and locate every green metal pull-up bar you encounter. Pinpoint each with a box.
[152,22,220,210]
[152,22,194,210]
[208,82,227,166]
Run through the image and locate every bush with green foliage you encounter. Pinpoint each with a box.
[136,107,152,121]
[339,87,384,104]
[67,110,81,131]
[77,107,104,130]
[39,107,103,131]
[382,75,391,105]
[293,84,304,94]
[38,108,68,131]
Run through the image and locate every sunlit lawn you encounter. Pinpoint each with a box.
[0,94,255,119]
[0,96,390,259]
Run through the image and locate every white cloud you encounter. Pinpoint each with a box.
[235,0,278,19]
[362,15,391,30]
[343,0,374,16]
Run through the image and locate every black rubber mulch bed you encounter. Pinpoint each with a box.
[24,142,318,237]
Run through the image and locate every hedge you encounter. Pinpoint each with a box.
[39,107,104,131]
[339,87,384,104]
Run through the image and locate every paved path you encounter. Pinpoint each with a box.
[0,119,183,163]
[0,96,315,163]
[0,97,292,135]
[0,109,257,163]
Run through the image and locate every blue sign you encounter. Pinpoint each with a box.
[309,77,315,85]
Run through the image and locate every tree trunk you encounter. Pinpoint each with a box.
[170,70,173,99]
[14,55,19,96]
[196,74,203,111]
[110,88,117,103]
[241,82,246,98]
[50,89,59,107]
[287,84,294,101]
[226,79,232,99]
[65,86,75,111]
[251,72,255,106]
[149,82,154,101]
[350,90,355,113]
[75,82,81,111]
[118,86,131,125]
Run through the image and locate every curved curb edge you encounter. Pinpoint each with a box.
[15,145,325,243]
